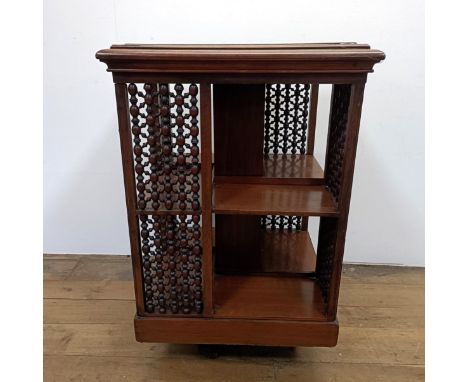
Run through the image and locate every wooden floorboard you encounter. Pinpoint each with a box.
[43,254,425,381]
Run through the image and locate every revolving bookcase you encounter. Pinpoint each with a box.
[96,43,385,347]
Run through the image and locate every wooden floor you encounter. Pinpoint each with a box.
[44,255,424,382]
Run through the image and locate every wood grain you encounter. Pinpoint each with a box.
[215,154,324,186]
[200,82,214,316]
[43,322,422,365]
[216,230,316,274]
[96,44,385,75]
[114,83,145,315]
[134,316,338,347]
[214,183,338,216]
[111,43,372,50]
[92,44,388,349]
[214,275,326,321]
[44,255,424,381]
[213,84,265,176]
[44,297,423,329]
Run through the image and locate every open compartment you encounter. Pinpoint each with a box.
[210,82,336,322]
[212,213,327,321]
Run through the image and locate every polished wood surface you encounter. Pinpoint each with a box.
[96,44,385,74]
[214,275,326,321]
[214,154,324,185]
[135,316,337,347]
[44,255,424,382]
[213,84,265,176]
[114,83,145,315]
[200,83,214,315]
[321,83,367,319]
[215,215,262,274]
[216,230,316,274]
[306,85,319,155]
[214,183,338,216]
[96,43,386,348]
[111,42,372,50]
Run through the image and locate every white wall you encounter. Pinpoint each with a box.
[44,0,424,266]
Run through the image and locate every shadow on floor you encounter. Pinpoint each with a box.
[166,343,296,359]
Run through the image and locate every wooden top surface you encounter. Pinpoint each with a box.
[96,42,385,74]
[110,42,371,50]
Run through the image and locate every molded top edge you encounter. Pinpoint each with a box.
[95,43,385,74]
[109,42,371,50]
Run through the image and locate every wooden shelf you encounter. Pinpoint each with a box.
[215,154,324,185]
[214,275,327,321]
[216,230,316,274]
[213,183,338,216]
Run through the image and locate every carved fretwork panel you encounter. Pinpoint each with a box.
[128,83,201,212]
[260,215,302,231]
[263,84,312,230]
[315,217,338,303]
[264,84,311,155]
[139,214,203,315]
[325,84,351,204]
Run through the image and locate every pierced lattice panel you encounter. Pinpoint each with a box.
[128,83,201,212]
[263,84,312,230]
[325,84,351,204]
[264,84,310,155]
[315,217,338,303]
[260,215,302,231]
[139,214,203,314]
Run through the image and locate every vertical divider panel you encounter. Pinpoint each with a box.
[114,83,146,315]
[200,83,214,316]
[306,84,319,156]
[302,83,320,231]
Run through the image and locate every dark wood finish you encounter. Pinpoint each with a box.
[213,84,265,176]
[112,42,371,50]
[215,215,262,274]
[134,315,338,347]
[263,83,317,230]
[214,183,338,216]
[213,83,266,278]
[215,154,324,185]
[199,83,214,316]
[114,83,145,315]
[214,275,326,321]
[98,43,385,348]
[264,84,310,155]
[306,84,320,155]
[264,154,323,182]
[112,72,369,86]
[128,82,203,316]
[216,230,316,274]
[127,83,201,213]
[322,83,367,319]
[96,44,385,74]
[301,84,319,228]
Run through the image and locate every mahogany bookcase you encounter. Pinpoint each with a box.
[96,43,385,347]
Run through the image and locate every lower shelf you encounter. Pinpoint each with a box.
[216,230,316,274]
[134,315,338,347]
[214,275,327,321]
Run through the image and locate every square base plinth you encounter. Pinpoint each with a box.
[134,315,339,347]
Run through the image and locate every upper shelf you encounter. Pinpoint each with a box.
[96,42,385,75]
[215,154,324,186]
